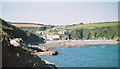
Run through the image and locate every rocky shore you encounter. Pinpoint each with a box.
[8,37,119,66]
[28,45,58,56]
[2,35,57,69]
[28,39,119,56]
[42,40,119,48]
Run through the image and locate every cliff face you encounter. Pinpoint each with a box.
[67,22,119,40]
[1,18,45,44]
[0,18,57,68]
[70,27,118,40]
[1,30,56,69]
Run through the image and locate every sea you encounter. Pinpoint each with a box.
[41,44,119,67]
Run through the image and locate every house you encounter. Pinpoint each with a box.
[46,34,60,40]
[58,29,69,35]
[36,31,44,34]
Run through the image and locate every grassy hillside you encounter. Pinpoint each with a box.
[1,18,45,44]
[19,26,47,34]
[66,22,119,40]
[67,22,118,30]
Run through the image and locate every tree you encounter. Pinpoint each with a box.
[79,23,84,25]
[68,34,72,40]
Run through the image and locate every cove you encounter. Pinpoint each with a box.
[41,44,119,67]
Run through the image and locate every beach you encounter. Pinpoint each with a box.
[44,40,119,48]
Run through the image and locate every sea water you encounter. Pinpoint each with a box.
[41,44,119,67]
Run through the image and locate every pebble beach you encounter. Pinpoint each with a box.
[44,40,119,48]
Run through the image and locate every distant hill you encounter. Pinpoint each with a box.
[1,18,45,44]
[7,22,47,35]
[66,21,119,40]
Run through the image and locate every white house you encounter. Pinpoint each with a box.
[58,29,68,34]
[36,31,44,34]
[46,34,60,40]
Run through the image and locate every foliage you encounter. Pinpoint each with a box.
[20,26,47,34]
[67,22,119,40]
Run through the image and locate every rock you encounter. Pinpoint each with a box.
[29,47,44,52]
[43,60,54,65]
[10,38,25,47]
[34,50,58,56]
[2,35,10,47]
[42,60,57,69]
[29,45,58,56]
[38,46,50,51]
[115,37,120,42]
[2,35,57,69]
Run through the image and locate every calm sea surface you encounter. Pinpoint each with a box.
[41,44,119,67]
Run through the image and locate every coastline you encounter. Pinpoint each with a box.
[31,39,119,56]
[44,40,119,48]
[7,39,118,67]
[2,35,57,68]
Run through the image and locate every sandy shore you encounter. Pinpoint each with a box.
[43,40,119,48]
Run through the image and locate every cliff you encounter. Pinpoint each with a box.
[1,18,45,44]
[0,18,57,68]
[67,22,120,40]
[2,34,56,68]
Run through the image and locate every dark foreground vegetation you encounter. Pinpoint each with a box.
[1,18,45,44]
[0,18,57,68]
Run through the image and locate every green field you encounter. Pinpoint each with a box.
[67,22,119,30]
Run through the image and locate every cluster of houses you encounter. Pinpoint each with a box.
[36,27,69,41]
[12,23,69,41]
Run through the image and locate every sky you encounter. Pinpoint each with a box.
[1,0,120,2]
[1,1,119,25]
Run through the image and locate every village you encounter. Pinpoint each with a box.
[11,23,70,41]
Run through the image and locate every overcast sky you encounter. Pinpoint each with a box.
[1,1,118,25]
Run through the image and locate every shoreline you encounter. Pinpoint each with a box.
[30,39,119,56]
[29,40,119,67]
[44,40,119,48]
